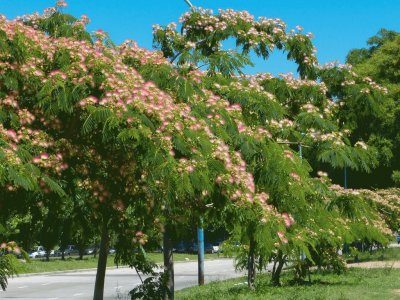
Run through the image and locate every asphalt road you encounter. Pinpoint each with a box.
[1,259,245,299]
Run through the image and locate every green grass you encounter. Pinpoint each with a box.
[176,268,400,300]
[346,247,400,263]
[15,252,221,274]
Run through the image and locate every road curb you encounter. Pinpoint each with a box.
[16,258,232,277]
[16,265,130,277]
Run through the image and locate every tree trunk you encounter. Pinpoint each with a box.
[93,219,109,300]
[271,251,285,286]
[46,251,50,262]
[79,246,84,260]
[247,237,256,289]
[258,256,263,274]
[163,226,174,300]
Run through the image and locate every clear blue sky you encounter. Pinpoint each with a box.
[1,0,399,75]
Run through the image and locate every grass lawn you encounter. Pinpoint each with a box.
[176,268,400,300]
[346,247,400,263]
[15,252,220,274]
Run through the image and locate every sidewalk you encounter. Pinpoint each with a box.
[348,260,400,268]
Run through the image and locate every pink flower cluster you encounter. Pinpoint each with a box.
[155,8,317,67]
[0,241,21,255]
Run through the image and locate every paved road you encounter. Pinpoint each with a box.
[1,259,245,299]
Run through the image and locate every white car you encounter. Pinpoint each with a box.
[29,246,46,258]
[212,242,221,253]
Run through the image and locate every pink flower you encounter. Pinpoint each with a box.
[246,193,254,203]
[237,122,246,133]
[40,153,49,160]
[5,129,17,141]
[258,192,269,204]
[284,150,294,160]
[289,172,300,181]
[282,212,294,228]
[81,15,90,24]
[56,0,68,7]
[94,29,107,38]
[277,231,288,244]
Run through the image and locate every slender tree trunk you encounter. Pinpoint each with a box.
[247,237,256,289]
[46,251,50,262]
[271,251,285,286]
[163,226,174,300]
[258,256,263,274]
[272,257,277,274]
[93,219,109,300]
[79,246,84,260]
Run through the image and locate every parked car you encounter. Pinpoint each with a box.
[173,242,189,253]
[204,243,214,254]
[109,248,116,254]
[53,248,63,257]
[85,246,97,255]
[63,245,79,256]
[29,246,46,258]
[187,243,198,254]
[212,242,221,254]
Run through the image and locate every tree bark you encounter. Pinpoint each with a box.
[271,251,285,286]
[93,219,109,300]
[79,246,84,260]
[163,226,174,300]
[247,237,256,289]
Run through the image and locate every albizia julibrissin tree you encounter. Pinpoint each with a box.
[0,2,394,299]
[1,3,286,298]
[148,6,390,287]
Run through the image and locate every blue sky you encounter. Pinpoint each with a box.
[0,0,399,75]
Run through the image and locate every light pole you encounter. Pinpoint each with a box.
[298,132,305,161]
[183,0,194,8]
[197,217,204,285]
[278,134,307,262]
[180,0,205,286]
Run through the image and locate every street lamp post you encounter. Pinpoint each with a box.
[197,217,205,285]
[180,0,205,285]
[278,135,307,262]
[184,0,194,8]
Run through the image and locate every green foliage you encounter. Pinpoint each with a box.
[322,29,400,188]
[392,171,400,187]
[130,272,170,300]
[1,4,397,297]
[0,254,17,291]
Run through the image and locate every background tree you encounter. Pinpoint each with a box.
[320,29,400,188]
